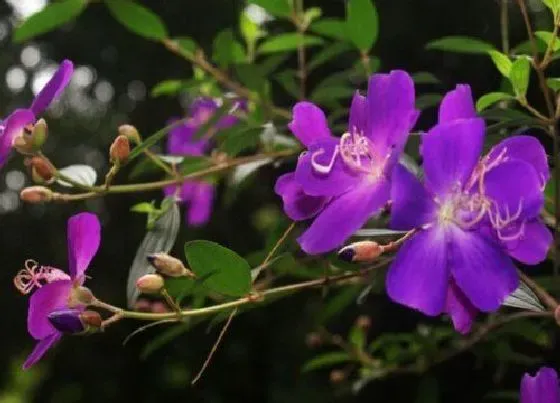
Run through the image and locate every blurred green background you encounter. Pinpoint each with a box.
[0,0,558,402]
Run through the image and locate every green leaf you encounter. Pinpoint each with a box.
[218,127,262,157]
[184,241,252,297]
[310,19,348,41]
[346,0,379,51]
[487,50,513,77]
[258,33,324,54]
[476,92,514,112]
[412,72,441,84]
[213,29,246,67]
[543,0,560,17]
[535,31,560,52]
[105,0,168,41]
[178,156,212,175]
[13,0,87,43]
[174,37,198,57]
[415,93,443,110]
[308,42,353,71]
[257,54,290,76]
[425,36,495,54]
[301,352,352,372]
[235,63,266,93]
[311,86,355,103]
[349,324,366,350]
[547,77,560,91]
[151,80,184,97]
[275,70,300,98]
[130,201,156,214]
[248,0,291,18]
[127,120,186,162]
[509,57,531,98]
[240,11,263,47]
[165,276,197,302]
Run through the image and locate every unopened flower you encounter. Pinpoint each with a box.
[338,241,383,263]
[387,85,550,334]
[47,309,102,334]
[20,186,53,203]
[118,124,141,144]
[520,367,560,402]
[0,60,73,168]
[109,135,131,163]
[136,274,165,294]
[147,253,193,277]
[164,97,245,226]
[276,71,419,254]
[22,212,101,369]
[26,156,55,183]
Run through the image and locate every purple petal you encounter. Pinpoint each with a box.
[298,180,390,254]
[422,118,484,196]
[288,102,332,147]
[0,109,35,168]
[48,308,85,334]
[438,84,476,123]
[348,92,367,133]
[487,135,550,184]
[521,367,560,403]
[31,60,73,116]
[505,219,552,265]
[390,164,436,230]
[295,139,362,197]
[386,227,449,315]
[186,182,214,226]
[67,212,101,281]
[366,70,419,157]
[445,280,477,334]
[27,280,73,340]
[449,227,518,312]
[275,172,329,221]
[23,333,62,370]
[484,159,544,221]
[167,123,207,156]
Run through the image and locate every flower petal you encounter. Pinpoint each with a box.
[449,227,518,312]
[505,219,552,265]
[484,159,544,221]
[366,70,419,156]
[23,333,62,370]
[288,102,332,147]
[386,227,449,316]
[348,91,367,133]
[167,123,207,156]
[0,109,35,168]
[487,135,550,184]
[422,118,484,196]
[27,280,73,340]
[298,179,390,254]
[295,139,362,196]
[186,182,214,226]
[438,84,476,123]
[445,280,477,334]
[390,164,436,230]
[67,212,101,281]
[31,60,73,116]
[275,172,328,221]
[521,367,560,403]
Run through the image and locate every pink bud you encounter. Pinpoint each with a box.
[136,274,165,294]
[20,186,53,203]
[338,241,383,263]
[109,135,131,163]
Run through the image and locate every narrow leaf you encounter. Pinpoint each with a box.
[151,80,184,97]
[425,36,495,54]
[488,50,513,77]
[302,351,352,372]
[105,0,168,40]
[475,92,514,112]
[258,33,324,54]
[310,19,348,41]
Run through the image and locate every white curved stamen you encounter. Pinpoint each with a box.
[310,147,339,174]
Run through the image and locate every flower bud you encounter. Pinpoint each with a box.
[338,241,383,263]
[30,118,48,149]
[151,301,171,313]
[27,156,55,183]
[355,315,372,330]
[48,309,85,334]
[136,274,165,294]
[118,124,141,144]
[12,134,34,155]
[109,135,130,163]
[80,310,103,329]
[134,298,152,312]
[71,286,95,306]
[329,369,346,384]
[20,186,53,203]
[146,253,194,278]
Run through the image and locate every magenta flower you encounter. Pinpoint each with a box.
[164,98,243,226]
[387,84,549,334]
[276,71,419,254]
[22,212,100,369]
[0,60,73,168]
[521,367,560,403]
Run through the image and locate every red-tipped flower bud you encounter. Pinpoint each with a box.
[118,124,141,144]
[80,310,103,329]
[27,156,55,183]
[20,186,53,203]
[136,274,165,294]
[109,135,130,164]
[338,241,383,263]
[147,253,194,278]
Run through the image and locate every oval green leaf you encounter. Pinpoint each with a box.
[425,36,495,54]
[258,33,324,54]
[509,57,531,98]
[346,0,379,51]
[488,50,513,77]
[105,0,168,41]
[184,240,252,297]
[476,92,514,112]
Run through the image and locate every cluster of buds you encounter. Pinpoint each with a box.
[48,309,103,335]
[12,119,48,155]
[136,253,194,295]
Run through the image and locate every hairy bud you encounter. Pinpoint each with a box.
[20,186,53,203]
[147,253,194,278]
[118,124,141,144]
[136,274,165,294]
[338,241,383,263]
[27,156,55,183]
[109,135,130,163]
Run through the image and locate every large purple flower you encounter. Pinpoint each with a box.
[520,367,560,403]
[387,84,549,334]
[276,71,419,254]
[163,98,242,226]
[23,212,100,369]
[1,60,73,168]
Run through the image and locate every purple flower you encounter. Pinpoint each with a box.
[164,97,243,226]
[521,367,560,403]
[387,84,549,334]
[275,71,419,254]
[23,212,100,369]
[1,60,73,168]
